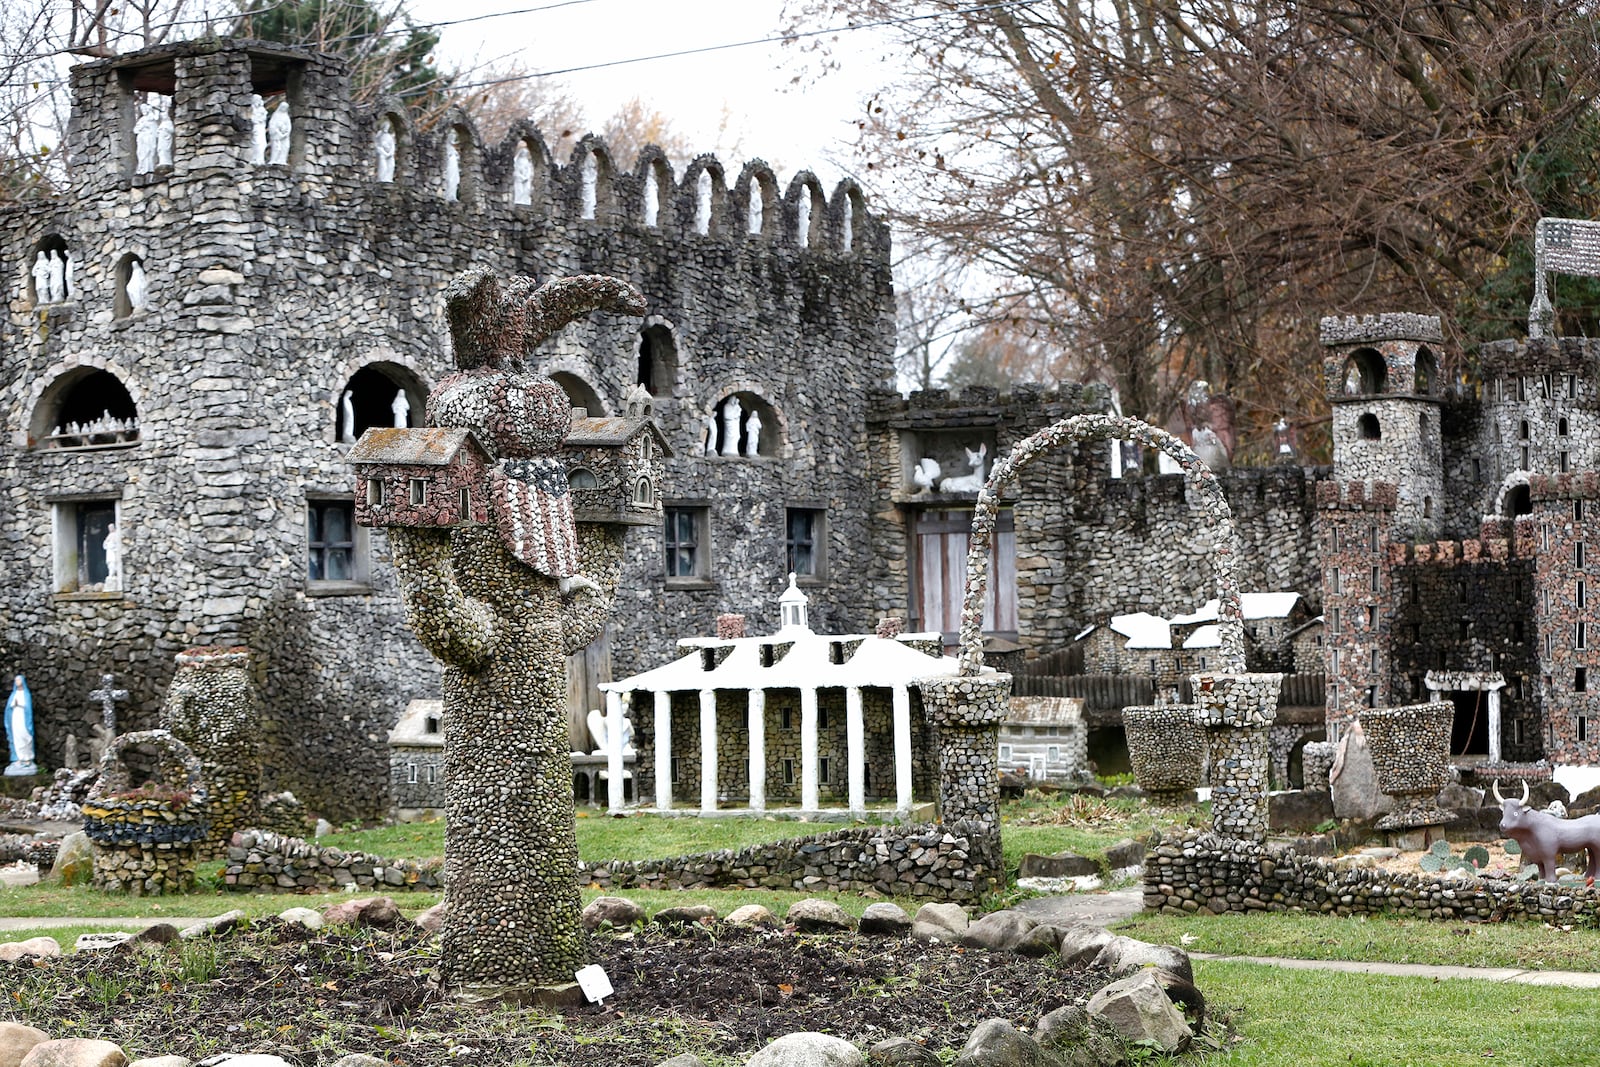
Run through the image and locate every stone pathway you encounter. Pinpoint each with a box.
[1190,952,1600,989]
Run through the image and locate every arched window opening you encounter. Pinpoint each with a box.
[633,476,654,506]
[1519,419,1530,440]
[705,391,779,458]
[115,253,150,318]
[1508,485,1533,517]
[569,467,599,489]
[33,369,139,450]
[249,94,292,166]
[375,114,401,182]
[1357,413,1380,440]
[1341,348,1386,395]
[1560,417,1570,437]
[840,188,865,251]
[748,186,765,234]
[443,126,472,202]
[1419,411,1429,434]
[637,325,677,396]
[580,152,598,220]
[131,90,174,175]
[512,141,535,205]
[694,170,714,235]
[337,363,426,443]
[28,235,74,306]
[1423,497,1433,518]
[551,371,605,417]
[1413,345,1436,394]
[642,164,661,226]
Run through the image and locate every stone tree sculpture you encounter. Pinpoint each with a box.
[357,267,647,996]
[917,414,1282,850]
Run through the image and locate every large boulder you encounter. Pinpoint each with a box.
[1085,972,1191,1053]
[1091,936,1193,986]
[958,911,1038,953]
[1329,722,1394,820]
[787,899,855,933]
[1267,789,1335,831]
[47,833,93,887]
[414,902,446,934]
[0,1023,50,1067]
[910,903,967,943]
[582,896,645,931]
[1055,926,1116,967]
[867,1038,939,1067]
[1101,839,1145,870]
[726,904,779,928]
[952,1019,1060,1067]
[0,938,60,962]
[179,911,246,940]
[859,903,911,937]
[320,897,401,928]
[744,1033,864,1067]
[1016,853,1098,880]
[651,905,717,931]
[17,1040,127,1067]
[1033,1006,1127,1067]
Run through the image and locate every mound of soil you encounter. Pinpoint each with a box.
[6,919,1116,1066]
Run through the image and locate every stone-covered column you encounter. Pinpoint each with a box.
[800,687,820,811]
[698,688,718,813]
[846,685,865,813]
[748,689,766,811]
[1192,672,1282,842]
[158,646,260,858]
[653,690,672,810]
[892,685,913,813]
[915,673,1010,875]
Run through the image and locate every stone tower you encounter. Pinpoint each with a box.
[1526,473,1600,764]
[1316,480,1397,735]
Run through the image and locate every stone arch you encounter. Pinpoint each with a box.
[26,233,75,306]
[550,370,607,417]
[1357,412,1381,440]
[1342,347,1387,396]
[1413,345,1437,394]
[734,160,780,238]
[700,383,788,459]
[113,251,149,318]
[1493,471,1534,517]
[681,155,726,236]
[785,171,827,248]
[88,729,206,806]
[571,136,618,222]
[636,316,679,397]
[499,123,554,209]
[366,98,412,184]
[950,414,1246,676]
[633,146,675,228]
[333,358,429,444]
[568,466,599,489]
[830,180,867,252]
[440,115,484,204]
[28,363,141,449]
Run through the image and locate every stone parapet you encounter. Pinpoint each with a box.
[221,829,443,892]
[1319,313,1443,346]
[1316,480,1399,510]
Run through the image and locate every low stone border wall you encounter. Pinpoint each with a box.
[0,834,58,870]
[1145,829,1600,922]
[221,831,443,893]
[580,821,1000,901]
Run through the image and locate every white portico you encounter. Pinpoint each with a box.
[600,576,974,816]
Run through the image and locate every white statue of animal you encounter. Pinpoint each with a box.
[938,444,988,493]
[912,457,941,493]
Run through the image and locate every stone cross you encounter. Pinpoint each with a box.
[89,673,129,734]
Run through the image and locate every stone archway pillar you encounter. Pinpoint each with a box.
[1192,673,1283,842]
[916,673,1009,874]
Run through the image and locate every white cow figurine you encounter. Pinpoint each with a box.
[938,444,988,493]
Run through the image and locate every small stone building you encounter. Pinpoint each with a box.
[997,695,1087,782]
[349,428,494,528]
[387,699,445,820]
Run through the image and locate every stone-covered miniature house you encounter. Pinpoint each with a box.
[349,428,493,528]
[564,389,672,527]
[997,696,1087,783]
[387,698,445,819]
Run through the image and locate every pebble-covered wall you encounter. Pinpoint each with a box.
[0,38,894,822]
[221,829,443,892]
[158,646,261,856]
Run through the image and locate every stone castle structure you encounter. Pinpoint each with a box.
[7,37,1595,822]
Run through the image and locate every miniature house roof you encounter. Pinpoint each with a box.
[564,414,673,456]
[1181,624,1222,650]
[1169,591,1302,626]
[1111,612,1171,650]
[388,699,444,748]
[1286,615,1325,640]
[1004,695,1085,727]
[347,427,491,466]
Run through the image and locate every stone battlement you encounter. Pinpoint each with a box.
[1528,471,1600,501]
[1388,538,1511,566]
[1318,313,1443,346]
[1316,480,1399,510]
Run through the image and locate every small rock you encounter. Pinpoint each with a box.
[1055,925,1116,967]
[74,932,132,954]
[582,896,645,931]
[958,911,1037,953]
[48,832,94,887]
[910,902,967,943]
[653,1056,707,1067]
[725,904,778,928]
[786,899,855,933]
[314,819,334,838]
[321,897,400,928]
[744,1032,863,1067]
[0,937,61,962]
[414,902,446,934]
[17,1039,127,1067]
[0,1022,51,1067]
[858,902,910,937]
[180,911,246,940]
[651,905,717,931]
[1034,1005,1127,1067]
[867,1037,939,1067]
[1012,925,1063,959]
[1086,972,1191,1053]
[953,1019,1048,1067]
[278,908,322,930]
[1091,937,1193,985]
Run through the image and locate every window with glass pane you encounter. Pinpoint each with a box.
[308,501,355,580]
[786,508,823,577]
[665,507,701,577]
[75,502,116,588]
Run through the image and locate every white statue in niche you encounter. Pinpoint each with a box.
[103,522,122,592]
[512,142,534,205]
[748,190,764,234]
[579,152,597,219]
[46,250,66,303]
[267,100,291,165]
[340,388,355,442]
[701,410,717,456]
[156,97,174,167]
[375,120,396,182]
[134,99,160,172]
[443,134,461,201]
[719,395,742,456]
[4,676,35,776]
[31,252,51,304]
[126,258,149,311]
[742,409,762,456]
[249,94,268,164]
[64,250,75,299]
[391,389,410,427]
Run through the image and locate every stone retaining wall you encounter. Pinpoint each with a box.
[0,834,59,870]
[1145,829,1600,922]
[580,820,1000,901]
[220,830,443,892]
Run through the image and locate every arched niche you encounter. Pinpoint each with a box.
[682,156,726,236]
[635,148,673,228]
[374,112,405,183]
[1506,484,1532,516]
[831,181,867,252]
[735,161,780,238]
[1341,347,1387,396]
[569,466,599,489]
[336,361,427,443]
[1413,345,1436,394]
[114,253,150,318]
[28,235,74,306]
[1357,412,1380,440]
[706,390,779,458]
[573,137,618,222]
[787,172,827,248]
[31,367,139,449]
[632,474,655,506]
[637,322,678,396]
[442,122,481,204]
[551,371,606,416]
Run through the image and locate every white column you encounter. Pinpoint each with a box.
[748,689,767,812]
[846,685,865,814]
[800,686,820,812]
[1487,686,1503,765]
[605,690,627,811]
[700,688,719,813]
[653,690,673,811]
[892,685,913,813]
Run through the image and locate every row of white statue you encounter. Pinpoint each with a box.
[52,413,138,440]
[338,387,412,442]
[31,251,149,311]
[133,92,290,173]
[701,395,764,457]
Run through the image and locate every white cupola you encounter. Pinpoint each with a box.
[777,571,810,632]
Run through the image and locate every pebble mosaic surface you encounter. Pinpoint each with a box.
[1359,702,1456,830]
[1122,705,1205,801]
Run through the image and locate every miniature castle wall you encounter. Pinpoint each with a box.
[0,38,893,821]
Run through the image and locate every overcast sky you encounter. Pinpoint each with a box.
[407,0,893,188]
